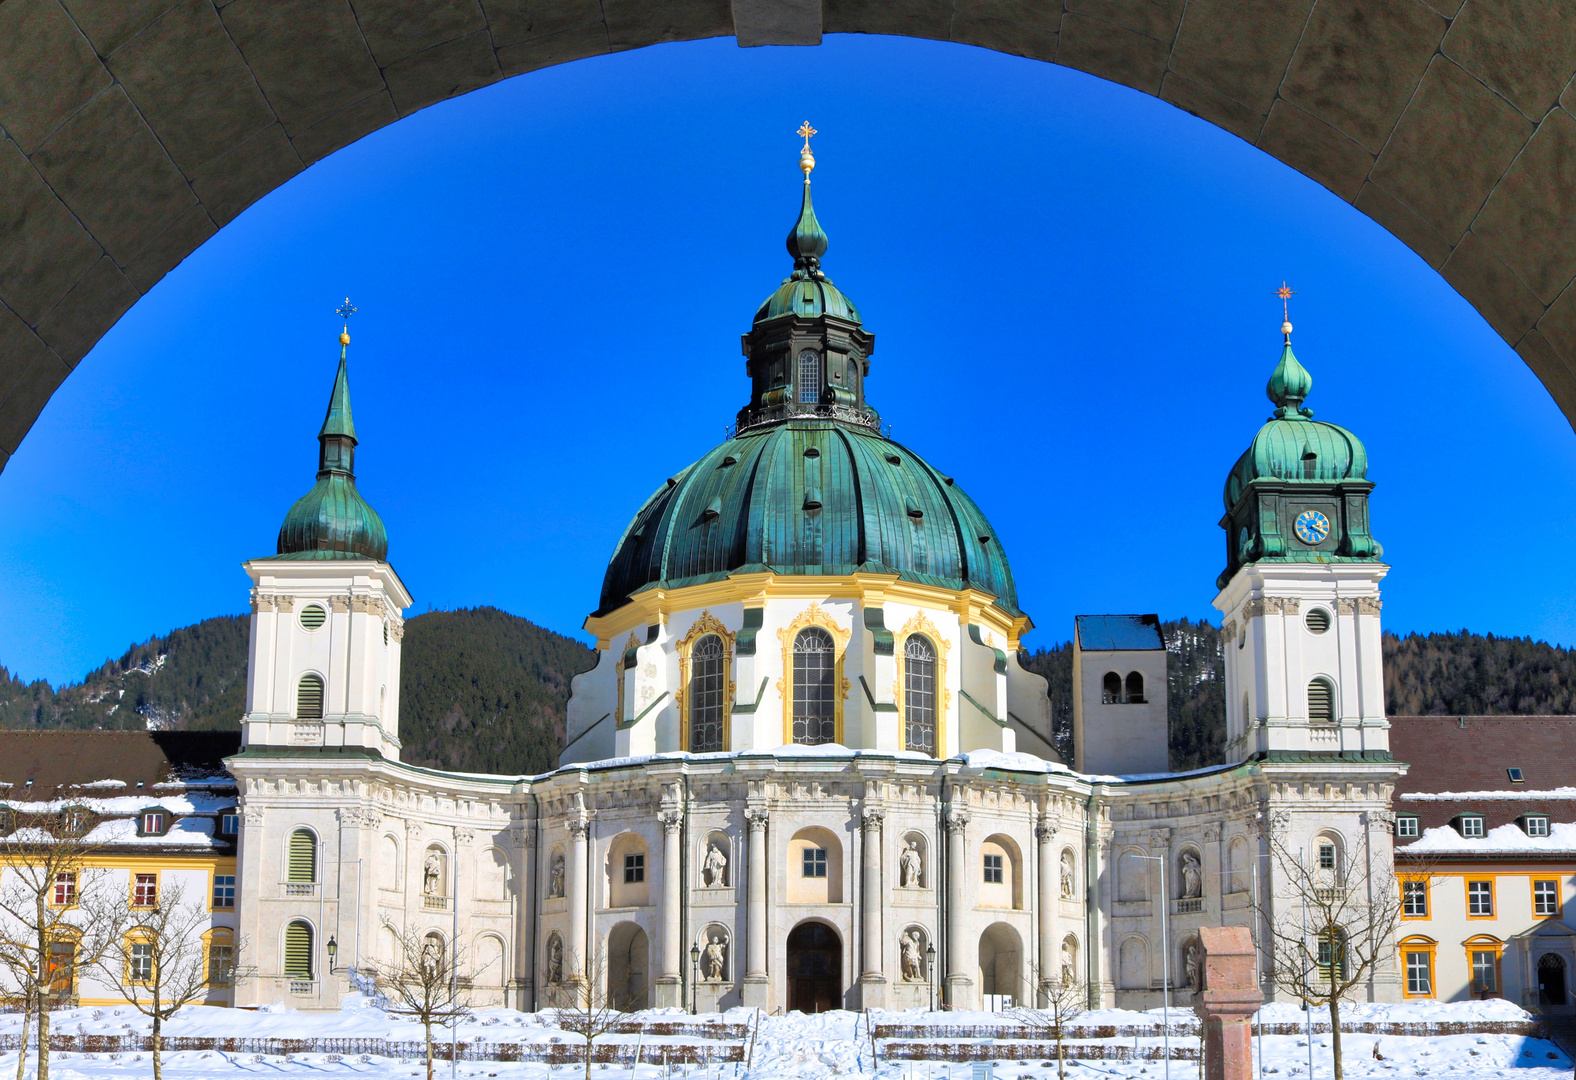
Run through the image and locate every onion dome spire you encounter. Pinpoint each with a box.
[787,122,827,275]
[275,300,389,561]
[1267,281,1313,418]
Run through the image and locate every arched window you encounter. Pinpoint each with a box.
[798,349,822,404]
[689,634,726,752]
[296,674,324,720]
[1317,927,1346,982]
[792,627,837,745]
[287,829,317,883]
[283,921,313,979]
[903,635,937,755]
[1308,677,1335,723]
[1125,672,1145,704]
[1102,672,1122,704]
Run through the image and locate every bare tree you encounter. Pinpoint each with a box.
[1010,963,1086,1080]
[81,879,251,1080]
[1253,818,1415,1080]
[546,946,624,1080]
[371,919,470,1080]
[0,803,114,1080]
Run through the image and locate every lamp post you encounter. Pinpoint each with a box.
[326,936,338,974]
[1123,852,1170,1080]
[690,944,701,1015]
[926,943,937,1013]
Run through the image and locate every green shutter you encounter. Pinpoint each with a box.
[1308,679,1333,723]
[283,923,312,978]
[296,675,323,720]
[287,830,316,882]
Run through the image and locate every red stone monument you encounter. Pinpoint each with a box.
[1192,926,1263,1080]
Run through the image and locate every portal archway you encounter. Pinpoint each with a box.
[5,6,1576,471]
[607,921,650,1011]
[786,920,841,1014]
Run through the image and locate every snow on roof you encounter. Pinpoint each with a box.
[85,815,217,847]
[1400,788,1576,801]
[1075,614,1165,651]
[1399,820,1576,855]
[3,791,234,814]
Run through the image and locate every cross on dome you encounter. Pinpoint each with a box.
[1276,281,1296,341]
[798,121,816,180]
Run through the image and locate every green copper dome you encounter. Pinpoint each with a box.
[273,343,389,562]
[755,182,862,324]
[597,421,1018,615]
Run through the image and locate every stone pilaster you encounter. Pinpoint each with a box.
[944,808,971,1008]
[743,807,770,1007]
[656,808,684,1007]
[1036,818,1057,1005]
[859,808,886,1007]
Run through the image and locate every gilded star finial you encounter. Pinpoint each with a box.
[336,297,356,346]
[1276,281,1296,342]
[798,122,817,182]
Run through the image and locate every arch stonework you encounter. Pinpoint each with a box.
[4,1,1576,476]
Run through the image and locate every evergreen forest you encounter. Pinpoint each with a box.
[3,610,1574,774]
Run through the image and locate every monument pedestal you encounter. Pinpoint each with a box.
[1192,926,1264,1080]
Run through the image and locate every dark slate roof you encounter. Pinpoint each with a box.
[0,731,240,793]
[1075,615,1165,652]
[1390,716,1576,831]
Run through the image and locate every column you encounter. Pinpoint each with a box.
[656,809,684,1007]
[859,809,886,1007]
[1149,827,1172,991]
[568,818,589,983]
[1036,819,1057,1005]
[513,824,536,1010]
[944,808,971,1008]
[743,807,770,1007]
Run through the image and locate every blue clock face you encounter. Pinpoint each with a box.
[1294,509,1331,545]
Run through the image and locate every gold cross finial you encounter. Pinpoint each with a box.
[1276,281,1295,341]
[798,122,817,181]
[336,297,356,347]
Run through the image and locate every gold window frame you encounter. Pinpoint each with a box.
[676,611,735,752]
[777,602,851,746]
[892,610,952,758]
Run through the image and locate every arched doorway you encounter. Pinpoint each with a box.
[607,922,650,1011]
[1540,953,1567,1007]
[978,923,1023,1011]
[786,921,841,1014]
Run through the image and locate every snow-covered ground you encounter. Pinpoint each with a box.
[0,997,1566,1079]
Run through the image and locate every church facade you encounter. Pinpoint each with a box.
[229,140,1404,1013]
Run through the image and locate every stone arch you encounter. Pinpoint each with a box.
[1117,935,1149,990]
[475,845,509,901]
[700,829,732,889]
[1059,933,1080,986]
[473,932,507,992]
[605,830,649,908]
[1227,835,1249,894]
[897,924,930,983]
[1058,845,1078,900]
[1117,846,1149,902]
[787,825,843,904]
[1312,829,1346,876]
[7,7,1576,473]
[1176,844,1204,900]
[421,843,449,902]
[977,922,1023,1008]
[547,844,566,899]
[979,832,1023,909]
[607,921,650,1010]
[378,833,401,891]
[696,923,731,982]
[786,919,842,1013]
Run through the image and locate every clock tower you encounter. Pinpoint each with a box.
[1212,304,1390,763]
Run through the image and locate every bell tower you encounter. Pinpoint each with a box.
[241,302,411,758]
[1212,292,1390,764]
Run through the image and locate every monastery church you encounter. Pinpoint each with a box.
[231,133,1402,1013]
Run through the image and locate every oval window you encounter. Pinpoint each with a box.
[300,605,326,630]
[1305,608,1331,634]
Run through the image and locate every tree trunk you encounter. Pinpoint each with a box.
[1055,1023,1065,1080]
[36,994,49,1080]
[14,993,29,1080]
[34,894,48,1080]
[585,1037,594,1080]
[151,1013,163,1080]
[424,1018,434,1080]
[1327,994,1343,1080]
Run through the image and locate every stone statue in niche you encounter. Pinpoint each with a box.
[548,853,565,898]
[547,936,563,984]
[900,930,924,981]
[703,933,727,981]
[1060,941,1076,986]
[423,851,442,895]
[1184,941,1201,988]
[703,841,728,887]
[1181,851,1202,899]
[1060,849,1076,899]
[899,840,922,888]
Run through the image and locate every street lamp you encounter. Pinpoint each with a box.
[1124,852,1171,1080]
[326,936,338,973]
[925,943,937,1013]
[689,944,701,1015]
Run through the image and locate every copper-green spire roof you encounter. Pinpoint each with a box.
[272,313,388,562]
[1267,339,1314,418]
[787,181,828,271]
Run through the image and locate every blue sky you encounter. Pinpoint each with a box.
[4,34,1575,687]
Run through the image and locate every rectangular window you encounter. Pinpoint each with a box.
[623,853,645,884]
[1526,816,1550,838]
[1402,880,1428,918]
[1535,879,1560,917]
[133,873,157,908]
[1318,844,1336,869]
[983,853,1004,884]
[1471,950,1498,994]
[1468,880,1494,917]
[129,942,153,983]
[1396,817,1419,838]
[1461,817,1485,838]
[802,847,827,879]
[220,813,239,836]
[207,944,234,986]
[1405,951,1432,996]
[212,874,236,909]
[52,872,76,907]
[1508,767,1525,782]
[142,813,164,834]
